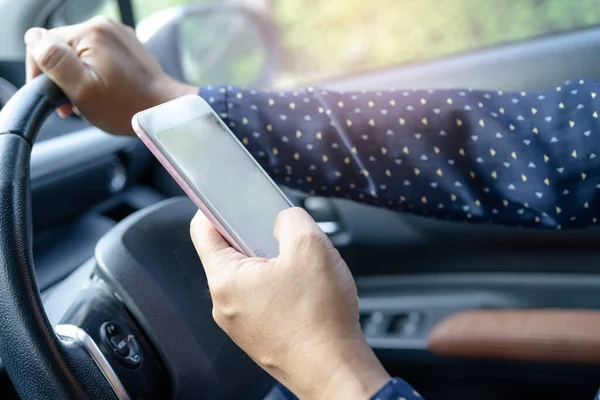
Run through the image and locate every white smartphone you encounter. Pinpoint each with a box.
[132,95,293,259]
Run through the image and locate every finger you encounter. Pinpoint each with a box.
[27,30,75,118]
[24,27,88,97]
[273,207,330,257]
[27,43,76,122]
[41,23,89,46]
[190,211,245,275]
[56,103,74,119]
[25,49,42,82]
[25,24,87,83]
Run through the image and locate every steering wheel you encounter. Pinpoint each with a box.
[0,75,117,399]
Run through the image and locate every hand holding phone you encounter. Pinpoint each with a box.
[132,95,292,258]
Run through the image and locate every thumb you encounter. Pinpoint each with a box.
[190,211,245,277]
[274,207,331,259]
[24,28,87,98]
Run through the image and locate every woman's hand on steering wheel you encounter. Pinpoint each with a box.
[191,207,391,400]
[25,16,197,136]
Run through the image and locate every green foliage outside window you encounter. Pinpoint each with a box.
[92,0,600,87]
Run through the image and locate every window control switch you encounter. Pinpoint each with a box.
[387,312,423,337]
[361,311,391,337]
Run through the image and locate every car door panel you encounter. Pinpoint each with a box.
[357,273,600,399]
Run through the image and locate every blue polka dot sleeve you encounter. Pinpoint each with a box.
[267,377,423,400]
[199,79,600,229]
[370,378,424,400]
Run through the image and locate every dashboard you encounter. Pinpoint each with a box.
[0,76,16,107]
[30,125,157,290]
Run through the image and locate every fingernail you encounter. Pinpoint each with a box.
[24,28,45,47]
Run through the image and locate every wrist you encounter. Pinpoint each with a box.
[282,334,390,400]
[117,76,197,138]
[318,338,391,400]
[148,75,198,106]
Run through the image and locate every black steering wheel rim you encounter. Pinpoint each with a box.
[0,75,117,400]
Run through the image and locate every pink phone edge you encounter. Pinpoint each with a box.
[131,115,249,256]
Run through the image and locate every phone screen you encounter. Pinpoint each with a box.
[151,112,291,258]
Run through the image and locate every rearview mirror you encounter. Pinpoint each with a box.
[138,4,280,88]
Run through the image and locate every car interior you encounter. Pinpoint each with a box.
[0,0,599,399]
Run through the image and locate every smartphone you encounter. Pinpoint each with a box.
[132,95,293,259]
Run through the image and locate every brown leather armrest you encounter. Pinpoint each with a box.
[427,310,600,364]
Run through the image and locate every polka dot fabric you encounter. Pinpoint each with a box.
[200,79,600,229]
[371,378,423,400]
[266,378,423,400]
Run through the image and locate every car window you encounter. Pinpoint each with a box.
[270,0,600,86]
[60,0,120,25]
[59,0,600,88]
